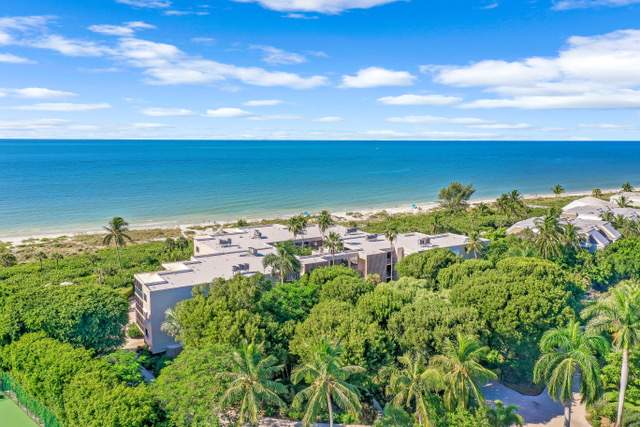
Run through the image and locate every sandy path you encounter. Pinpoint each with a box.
[483,382,591,426]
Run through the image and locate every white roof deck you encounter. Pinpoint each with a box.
[136,223,476,291]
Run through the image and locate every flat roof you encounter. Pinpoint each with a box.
[137,224,475,291]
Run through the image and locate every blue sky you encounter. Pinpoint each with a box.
[1,0,640,140]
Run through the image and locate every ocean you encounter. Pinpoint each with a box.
[1,139,640,238]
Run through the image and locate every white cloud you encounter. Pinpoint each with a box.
[131,122,170,128]
[233,0,403,14]
[0,118,69,130]
[341,67,416,88]
[429,29,640,109]
[32,35,110,56]
[468,122,532,129]
[553,0,640,10]
[364,129,497,140]
[115,0,171,8]
[432,58,560,87]
[0,53,34,63]
[205,107,252,118]
[386,115,490,125]
[0,16,50,45]
[378,93,462,105]
[89,21,155,37]
[9,87,76,98]
[116,38,328,89]
[244,99,283,106]
[248,114,302,120]
[163,10,209,16]
[251,45,306,65]
[191,37,216,45]
[141,107,193,116]
[461,91,640,109]
[13,102,111,112]
[284,13,319,19]
[578,122,632,129]
[314,116,344,122]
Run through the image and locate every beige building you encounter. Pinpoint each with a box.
[135,223,478,353]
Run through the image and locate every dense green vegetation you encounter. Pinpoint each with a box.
[1,187,640,426]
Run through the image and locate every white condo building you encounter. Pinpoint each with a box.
[134,223,480,353]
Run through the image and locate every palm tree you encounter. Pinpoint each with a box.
[617,195,632,208]
[292,342,364,427]
[218,342,287,426]
[386,353,443,426]
[103,217,133,267]
[430,333,497,411]
[324,232,344,266]
[562,223,583,253]
[465,231,484,259]
[51,252,63,268]
[583,282,640,427]
[533,321,608,427]
[287,214,308,247]
[160,308,181,338]
[35,251,47,271]
[622,182,634,192]
[262,243,301,284]
[384,224,399,281]
[592,188,603,198]
[552,184,565,197]
[533,214,564,260]
[317,210,334,247]
[488,400,524,427]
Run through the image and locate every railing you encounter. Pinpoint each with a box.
[0,372,61,427]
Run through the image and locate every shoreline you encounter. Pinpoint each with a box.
[0,187,621,246]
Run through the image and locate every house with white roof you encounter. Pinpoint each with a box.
[134,223,482,353]
[507,195,630,253]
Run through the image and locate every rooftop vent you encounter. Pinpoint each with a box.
[419,237,431,246]
[219,238,232,247]
[347,227,358,234]
[366,234,378,241]
[248,247,258,256]
[252,230,262,239]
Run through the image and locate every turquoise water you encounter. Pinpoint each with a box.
[1,140,640,237]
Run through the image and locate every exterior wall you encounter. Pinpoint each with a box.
[366,251,394,281]
[145,285,196,353]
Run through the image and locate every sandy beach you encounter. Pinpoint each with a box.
[0,187,621,246]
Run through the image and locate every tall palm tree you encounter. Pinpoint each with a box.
[317,210,334,247]
[35,251,47,271]
[324,232,344,265]
[622,182,634,193]
[533,321,608,427]
[292,342,364,427]
[583,282,640,427]
[465,231,484,259]
[262,243,301,284]
[562,223,584,253]
[288,214,308,247]
[430,333,497,411]
[386,353,443,426]
[552,184,565,197]
[160,308,181,338]
[51,252,63,268]
[103,217,133,267]
[592,188,603,198]
[488,400,524,427]
[384,224,399,281]
[533,214,564,260]
[218,342,287,426]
